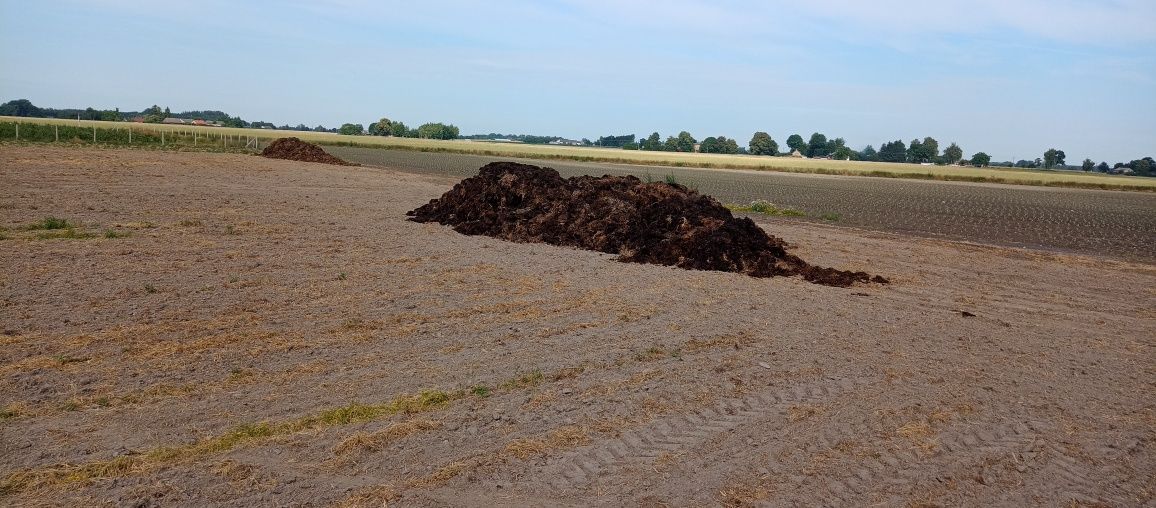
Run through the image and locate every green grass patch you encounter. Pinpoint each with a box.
[726,200,806,217]
[23,217,72,230]
[819,212,841,222]
[35,228,94,240]
[500,370,545,390]
[103,229,128,239]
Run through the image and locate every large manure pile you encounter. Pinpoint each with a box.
[408,162,887,287]
[260,137,357,166]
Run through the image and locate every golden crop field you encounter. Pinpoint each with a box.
[3,116,1152,190]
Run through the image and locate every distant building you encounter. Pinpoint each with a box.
[161,118,188,125]
[548,139,583,146]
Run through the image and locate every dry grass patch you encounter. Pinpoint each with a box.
[0,389,459,495]
[787,404,823,422]
[334,419,442,455]
[504,426,590,459]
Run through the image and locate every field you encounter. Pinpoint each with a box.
[4,115,1154,191]
[328,147,1156,263]
[1,145,1152,506]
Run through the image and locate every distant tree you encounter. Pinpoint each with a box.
[699,137,720,154]
[417,122,459,139]
[368,117,393,136]
[0,99,43,117]
[859,145,877,162]
[1055,150,1066,167]
[1081,158,1095,172]
[676,131,696,152]
[807,132,828,157]
[786,134,806,154]
[642,132,662,151]
[825,137,846,156]
[722,137,739,154]
[970,152,991,167]
[1043,148,1059,169]
[663,136,679,152]
[1131,158,1152,176]
[878,140,907,163]
[339,123,364,135]
[748,131,778,156]
[596,134,635,147]
[1095,161,1110,173]
[390,121,409,137]
[906,139,923,163]
[832,145,854,160]
[943,143,963,164]
[621,142,639,150]
[907,137,939,163]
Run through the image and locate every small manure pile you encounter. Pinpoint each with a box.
[260,137,357,166]
[408,162,888,287]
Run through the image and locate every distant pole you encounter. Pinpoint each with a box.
[128,127,132,144]
[194,130,197,146]
[162,130,165,146]
[93,125,96,143]
[14,123,17,140]
[55,125,59,142]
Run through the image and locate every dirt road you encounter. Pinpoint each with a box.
[1,146,1152,506]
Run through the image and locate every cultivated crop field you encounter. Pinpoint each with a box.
[1,146,1152,506]
[328,147,1156,263]
[4,116,1153,191]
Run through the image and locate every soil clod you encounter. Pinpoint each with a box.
[407,162,888,287]
[260,137,357,166]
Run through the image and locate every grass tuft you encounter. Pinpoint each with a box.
[23,217,72,230]
[819,212,841,221]
[35,228,94,240]
[500,370,544,390]
[727,200,806,217]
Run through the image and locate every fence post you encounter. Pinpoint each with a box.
[162,130,165,146]
[194,130,197,146]
[14,123,17,140]
[93,126,96,143]
[55,125,59,142]
[128,127,132,144]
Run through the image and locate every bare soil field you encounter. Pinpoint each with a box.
[1,146,1153,507]
[327,147,1156,263]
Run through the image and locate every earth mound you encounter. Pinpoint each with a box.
[408,162,887,287]
[260,137,357,166]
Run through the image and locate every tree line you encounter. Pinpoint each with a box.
[2,99,1150,176]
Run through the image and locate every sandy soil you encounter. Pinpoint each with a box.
[1,146,1153,507]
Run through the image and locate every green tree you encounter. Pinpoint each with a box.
[832,146,854,160]
[663,136,679,151]
[1081,158,1094,172]
[676,131,696,152]
[786,134,806,154]
[908,137,939,163]
[807,132,828,157]
[748,131,778,155]
[622,142,639,150]
[1043,148,1059,169]
[1095,161,1109,173]
[0,99,43,116]
[970,152,991,167]
[722,137,739,154]
[699,137,720,153]
[417,122,459,139]
[878,140,907,163]
[859,145,877,162]
[368,117,393,136]
[390,121,409,137]
[338,123,364,135]
[642,132,662,151]
[944,143,963,164]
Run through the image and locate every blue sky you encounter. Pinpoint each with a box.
[1,0,1153,162]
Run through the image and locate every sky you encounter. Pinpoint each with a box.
[1,0,1153,162]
